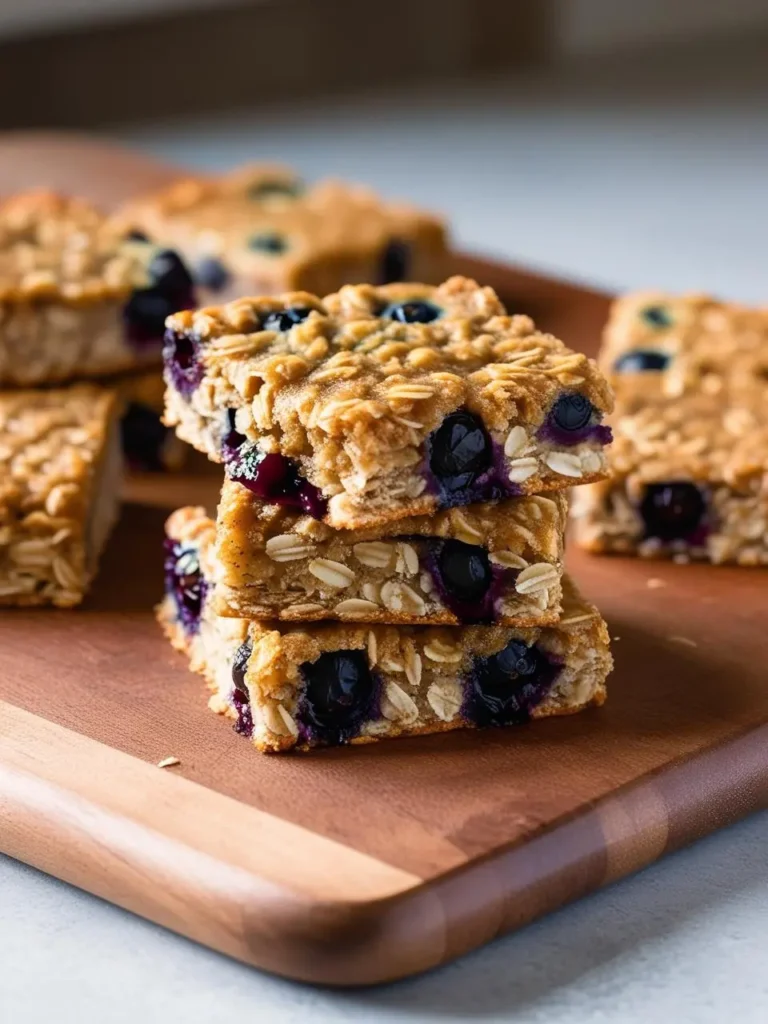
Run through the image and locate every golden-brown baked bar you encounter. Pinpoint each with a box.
[163,276,613,530]
[572,392,768,565]
[118,370,186,472]
[173,489,567,625]
[0,191,196,386]
[0,385,122,606]
[116,164,448,302]
[601,291,768,401]
[158,516,611,752]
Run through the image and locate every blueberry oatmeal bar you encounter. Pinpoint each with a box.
[164,276,613,530]
[119,371,185,472]
[202,487,566,624]
[159,509,611,753]
[117,164,447,302]
[0,385,122,606]
[572,392,768,565]
[602,291,768,399]
[0,191,196,386]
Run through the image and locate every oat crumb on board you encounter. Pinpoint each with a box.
[157,756,181,769]
[646,578,667,589]
[668,635,698,648]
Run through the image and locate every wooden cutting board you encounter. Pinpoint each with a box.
[1,134,767,987]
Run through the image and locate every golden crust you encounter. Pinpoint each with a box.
[165,276,613,529]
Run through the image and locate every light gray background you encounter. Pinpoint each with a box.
[2,42,767,1023]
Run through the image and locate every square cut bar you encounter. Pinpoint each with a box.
[116,164,448,303]
[181,488,567,625]
[0,191,196,386]
[572,392,768,565]
[163,276,613,530]
[601,290,768,400]
[159,512,611,753]
[0,385,122,606]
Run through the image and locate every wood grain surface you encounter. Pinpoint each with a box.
[0,134,767,986]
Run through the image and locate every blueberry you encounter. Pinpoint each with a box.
[231,641,254,736]
[248,180,303,201]
[163,329,203,397]
[195,257,231,292]
[126,229,150,243]
[438,541,492,605]
[248,232,288,255]
[148,249,194,293]
[228,444,328,519]
[379,240,411,284]
[262,306,313,333]
[298,650,376,743]
[120,402,169,472]
[614,350,671,372]
[382,300,441,324]
[641,305,673,328]
[467,640,557,727]
[551,394,594,433]
[640,482,706,542]
[428,411,493,495]
[164,540,207,635]
[222,408,247,456]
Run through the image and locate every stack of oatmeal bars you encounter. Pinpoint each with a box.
[159,275,615,753]
[0,191,196,607]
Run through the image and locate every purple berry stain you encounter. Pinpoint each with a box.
[297,650,378,746]
[464,640,560,727]
[231,641,254,737]
[163,328,203,397]
[164,539,208,636]
[227,442,327,519]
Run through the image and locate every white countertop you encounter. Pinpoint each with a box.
[3,41,768,1023]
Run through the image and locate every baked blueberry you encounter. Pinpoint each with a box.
[231,641,254,736]
[640,482,706,542]
[120,402,169,472]
[164,540,207,635]
[298,650,376,743]
[163,329,203,397]
[614,350,671,372]
[195,256,231,292]
[228,444,327,519]
[382,300,441,324]
[379,240,411,284]
[248,232,288,255]
[466,640,557,727]
[551,394,594,432]
[124,248,195,348]
[641,305,673,328]
[262,306,314,333]
[428,411,493,494]
[248,180,303,201]
[222,408,247,457]
[125,229,150,243]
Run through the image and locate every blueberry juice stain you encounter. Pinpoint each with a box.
[164,540,207,636]
[227,442,327,519]
[231,641,254,737]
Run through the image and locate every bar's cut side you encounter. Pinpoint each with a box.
[163,276,613,530]
[116,164,448,303]
[158,510,611,753]
[0,192,196,386]
[572,393,768,565]
[0,385,122,606]
[211,485,566,625]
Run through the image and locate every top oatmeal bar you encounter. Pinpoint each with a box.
[0,191,196,386]
[115,164,448,301]
[163,275,613,530]
[601,290,768,401]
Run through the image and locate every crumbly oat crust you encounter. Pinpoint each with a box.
[165,276,613,529]
[0,191,192,386]
[173,490,566,624]
[572,392,768,564]
[159,562,611,754]
[116,164,448,300]
[0,384,122,606]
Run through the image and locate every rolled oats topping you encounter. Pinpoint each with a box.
[164,276,612,529]
[0,385,121,606]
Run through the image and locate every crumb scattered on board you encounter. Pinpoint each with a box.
[646,578,667,589]
[668,635,698,648]
[157,757,181,769]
